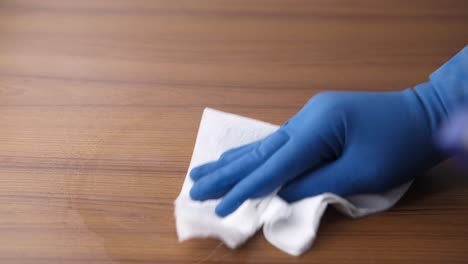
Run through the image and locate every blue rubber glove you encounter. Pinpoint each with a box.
[190,46,468,217]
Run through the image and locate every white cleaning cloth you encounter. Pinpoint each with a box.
[175,108,412,256]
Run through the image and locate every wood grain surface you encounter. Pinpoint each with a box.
[0,0,467,263]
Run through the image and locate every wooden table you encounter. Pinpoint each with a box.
[0,1,467,263]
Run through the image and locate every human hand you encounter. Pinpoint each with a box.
[189,83,447,217]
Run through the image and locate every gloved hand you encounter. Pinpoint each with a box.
[190,46,468,217]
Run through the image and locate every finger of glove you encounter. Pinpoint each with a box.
[215,132,338,217]
[190,141,258,181]
[190,131,289,201]
[214,134,318,217]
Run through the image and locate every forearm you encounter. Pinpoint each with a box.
[411,46,468,159]
[430,46,468,113]
[413,46,468,135]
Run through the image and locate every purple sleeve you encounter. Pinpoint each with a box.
[437,107,468,160]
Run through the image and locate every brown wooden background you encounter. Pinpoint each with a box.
[0,0,467,263]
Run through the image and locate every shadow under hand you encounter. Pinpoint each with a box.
[398,160,468,207]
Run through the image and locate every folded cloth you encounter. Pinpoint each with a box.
[175,108,412,256]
